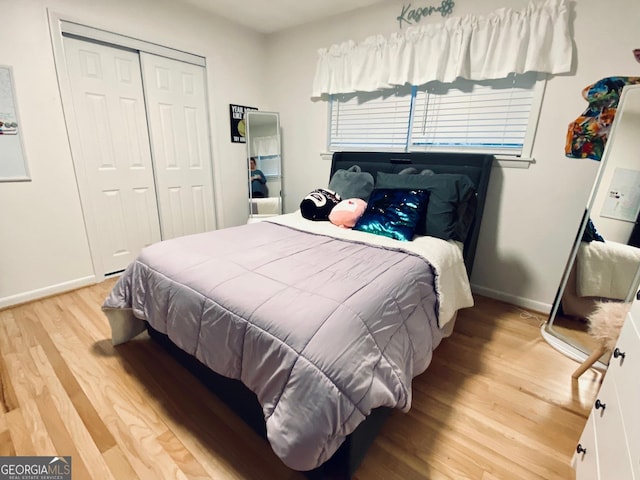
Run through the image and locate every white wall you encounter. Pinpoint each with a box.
[266,0,640,312]
[0,0,267,307]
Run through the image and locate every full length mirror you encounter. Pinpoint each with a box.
[543,84,640,369]
[245,111,282,222]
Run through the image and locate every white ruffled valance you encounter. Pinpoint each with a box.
[312,0,572,97]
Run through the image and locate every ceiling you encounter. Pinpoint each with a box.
[180,0,387,34]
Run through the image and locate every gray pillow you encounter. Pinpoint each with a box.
[398,167,433,175]
[328,165,374,200]
[376,171,476,241]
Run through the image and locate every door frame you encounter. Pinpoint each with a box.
[48,11,218,278]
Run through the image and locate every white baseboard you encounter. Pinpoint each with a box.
[0,275,97,310]
[471,283,552,315]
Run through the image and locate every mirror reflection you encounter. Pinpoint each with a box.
[245,111,282,222]
[250,157,268,198]
[543,84,640,369]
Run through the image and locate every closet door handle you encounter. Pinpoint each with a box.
[595,399,606,411]
[576,444,587,454]
[613,347,626,360]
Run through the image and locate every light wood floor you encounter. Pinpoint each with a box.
[0,279,602,479]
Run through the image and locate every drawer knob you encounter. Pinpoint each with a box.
[613,348,626,360]
[595,399,606,411]
[576,444,587,454]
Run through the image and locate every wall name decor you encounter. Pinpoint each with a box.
[397,0,455,28]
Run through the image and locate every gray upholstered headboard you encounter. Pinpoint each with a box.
[329,151,494,275]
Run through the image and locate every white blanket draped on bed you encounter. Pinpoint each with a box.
[576,240,640,300]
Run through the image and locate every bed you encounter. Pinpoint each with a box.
[102,151,493,479]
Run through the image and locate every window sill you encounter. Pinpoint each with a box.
[493,156,535,169]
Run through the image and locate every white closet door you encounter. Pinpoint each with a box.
[63,36,161,276]
[140,53,216,240]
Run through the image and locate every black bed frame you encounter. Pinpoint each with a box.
[146,151,494,479]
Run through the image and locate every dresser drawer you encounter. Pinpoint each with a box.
[611,314,640,479]
[574,415,599,480]
[593,370,634,479]
[575,294,640,480]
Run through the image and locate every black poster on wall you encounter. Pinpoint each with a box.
[229,104,258,143]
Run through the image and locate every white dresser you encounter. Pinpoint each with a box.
[573,294,640,479]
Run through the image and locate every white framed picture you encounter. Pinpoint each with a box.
[600,167,640,222]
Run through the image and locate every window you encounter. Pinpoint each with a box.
[255,154,281,177]
[329,86,413,151]
[252,134,281,177]
[328,72,545,158]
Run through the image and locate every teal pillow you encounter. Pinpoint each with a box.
[375,172,476,241]
[353,189,430,242]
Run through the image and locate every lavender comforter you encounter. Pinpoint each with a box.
[103,214,473,470]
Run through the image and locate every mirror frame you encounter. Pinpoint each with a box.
[542,84,640,369]
[245,111,282,221]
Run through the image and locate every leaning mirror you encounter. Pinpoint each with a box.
[245,111,282,223]
[542,84,640,370]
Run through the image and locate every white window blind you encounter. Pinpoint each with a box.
[328,73,544,157]
[410,73,539,155]
[329,87,413,151]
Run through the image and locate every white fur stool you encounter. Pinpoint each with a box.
[572,301,630,378]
